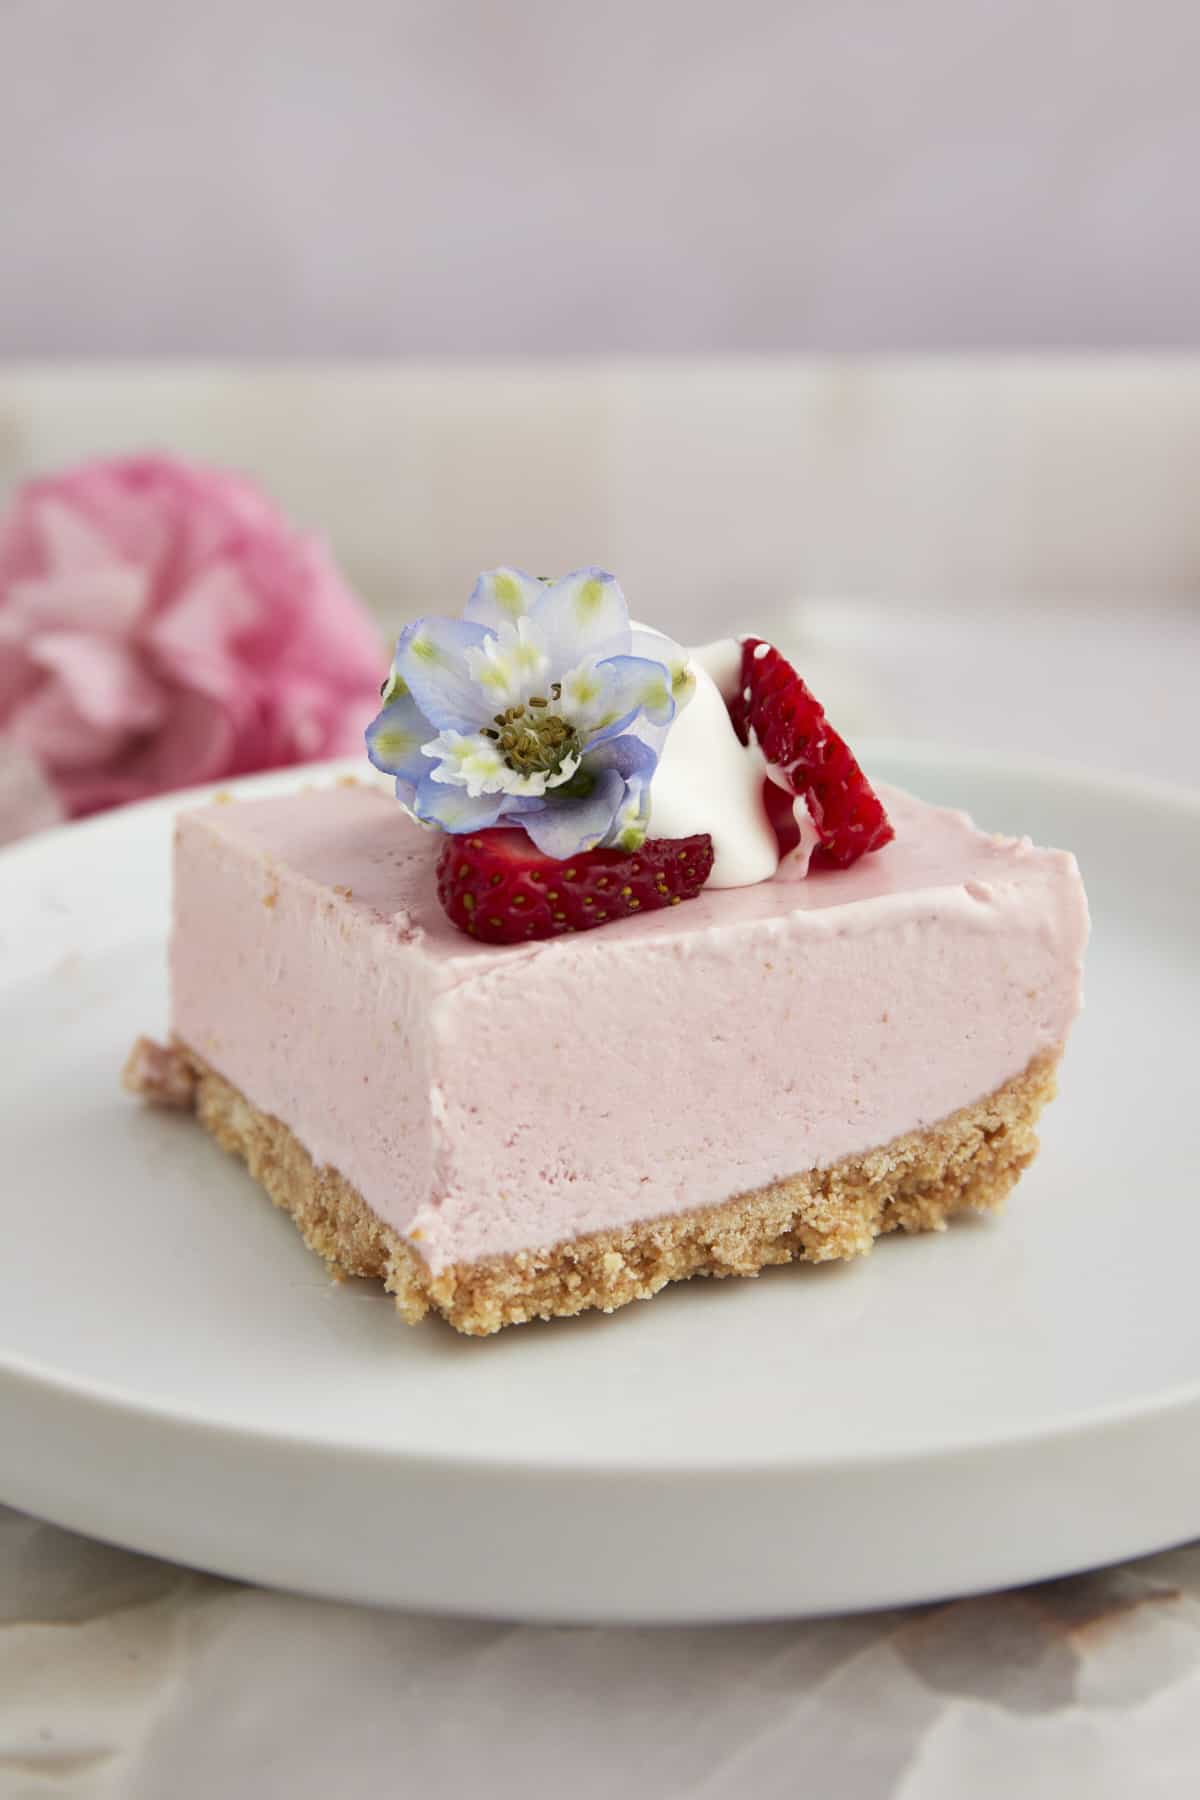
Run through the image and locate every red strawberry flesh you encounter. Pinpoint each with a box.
[728,638,894,871]
[436,829,715,945]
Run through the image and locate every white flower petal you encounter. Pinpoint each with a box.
[463,616,551,710]
[463,567,545,632]
[423,727,552,799]
[423,729,505,796]
[556,657,612,732]
[531,568,631,670]
[543,749,582,790]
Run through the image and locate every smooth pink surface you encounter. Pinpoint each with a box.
[0,455,384,816]
[170,781,1088,1270]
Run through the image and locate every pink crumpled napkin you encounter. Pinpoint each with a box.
[0,453,385,822]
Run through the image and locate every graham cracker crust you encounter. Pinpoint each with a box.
[123,1039,1060,1336]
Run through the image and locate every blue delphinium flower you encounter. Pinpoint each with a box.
[366,568,694,858]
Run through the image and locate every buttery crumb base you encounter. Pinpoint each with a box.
[123,1040,1061,1336]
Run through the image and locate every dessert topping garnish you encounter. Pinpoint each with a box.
[367,568,693,860]
[367,570,894,942]
[728,637,894,870]
[436,829,715,944]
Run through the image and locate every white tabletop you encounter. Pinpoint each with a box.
[3,602,1198,1799]
[4,1499,1199,1799]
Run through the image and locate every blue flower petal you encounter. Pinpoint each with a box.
[411,774,507,834]
[591,654,676,732]
[584,735,661,850]
[463,567,545,633]
[410,777,545,835]
[521,769,626,858]
[580,733,659,781]
[603,775,652,850]
[532,568,630,670]
[556,654,674,748]
[618,708,673,766]
[364,689,433,782]
[394,616,493,733]
[629,627,695,712]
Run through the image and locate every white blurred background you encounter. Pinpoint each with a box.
[1,1,1197,778]
[4,0,1200,354]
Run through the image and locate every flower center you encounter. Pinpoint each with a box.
[482,686,582,779]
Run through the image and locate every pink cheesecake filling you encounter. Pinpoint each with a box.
[170,782,1088,1271]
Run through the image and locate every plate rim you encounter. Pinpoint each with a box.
[5,1329,1200,1478]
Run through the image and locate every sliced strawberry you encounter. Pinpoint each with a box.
[728,638,894,870]
[436,829,715,944]
[761,776,804,860]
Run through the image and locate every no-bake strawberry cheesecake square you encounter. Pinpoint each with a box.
[126,568,1088,1334]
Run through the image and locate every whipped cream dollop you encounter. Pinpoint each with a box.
[643,634,819,889]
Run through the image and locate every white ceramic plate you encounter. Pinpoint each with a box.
[1,749,1198,1623]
